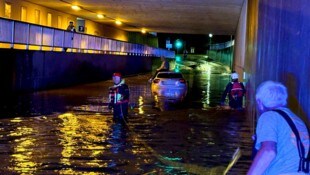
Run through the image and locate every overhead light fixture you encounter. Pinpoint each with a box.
[209,33,213,38]
[115,20,122,25]
[71,5,81,10]
[60,0,143,33]
[97,14,104,19]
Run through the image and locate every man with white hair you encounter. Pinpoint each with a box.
[248,81,309,175]
[220,72,246,110]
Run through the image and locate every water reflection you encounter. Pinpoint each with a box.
[58,113,78,173]
[9,117,37,173]
[153,95,185,111]
[190,72,230,108]
[202,63,212,106]
[109,122,128,154]
[138,96,145,114]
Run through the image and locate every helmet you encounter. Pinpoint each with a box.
[231,72,239,79]
[113,72,122,78]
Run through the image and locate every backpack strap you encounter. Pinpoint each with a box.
[273,109,310,173]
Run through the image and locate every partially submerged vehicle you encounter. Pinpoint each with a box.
[150,71,188,101]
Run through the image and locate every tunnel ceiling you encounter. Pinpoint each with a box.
[28,0,244,35]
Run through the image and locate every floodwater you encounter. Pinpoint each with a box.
[0,62,253,174]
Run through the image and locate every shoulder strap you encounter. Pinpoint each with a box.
[273,109,310,173]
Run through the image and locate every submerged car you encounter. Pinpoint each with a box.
[150,71,188,100]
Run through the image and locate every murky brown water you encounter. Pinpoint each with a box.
[0,63,253,174]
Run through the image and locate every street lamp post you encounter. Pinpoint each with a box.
[208,33,213,48]
[208,33,213,55]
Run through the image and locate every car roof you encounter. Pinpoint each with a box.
[156,71,184,78]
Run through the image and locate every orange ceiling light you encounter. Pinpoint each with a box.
[97,14,104,19]
[115,20,122,25]
[71,5,81,10]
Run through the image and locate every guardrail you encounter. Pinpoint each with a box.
[0,17,175,58]
[210,40,234,50]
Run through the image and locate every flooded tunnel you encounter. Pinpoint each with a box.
[1,0,309,174]
[0,57,253,174]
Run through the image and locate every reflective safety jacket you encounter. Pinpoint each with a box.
[221,81,246,102]
[108,79,129,107]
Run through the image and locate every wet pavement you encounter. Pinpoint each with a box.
[0,63,253,174]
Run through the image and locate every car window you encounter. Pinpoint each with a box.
[157,73,183,78]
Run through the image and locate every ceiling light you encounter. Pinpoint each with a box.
[115,20,122,25]
[71,5,81,10]
[97,14,104,19]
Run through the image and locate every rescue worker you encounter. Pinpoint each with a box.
[220,72,246,110]
[108,72,130,122]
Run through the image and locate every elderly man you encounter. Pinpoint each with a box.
[248,81,309,175]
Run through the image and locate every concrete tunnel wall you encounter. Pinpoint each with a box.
[0,49,152,94]
[255,0,310,122]
[240,0,310,124]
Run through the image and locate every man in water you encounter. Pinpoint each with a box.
[108,72,130,122]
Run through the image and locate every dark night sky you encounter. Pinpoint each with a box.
[157,33,234,54]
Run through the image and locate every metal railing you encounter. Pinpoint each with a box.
[0,17,175,58]
[210,40,234,50]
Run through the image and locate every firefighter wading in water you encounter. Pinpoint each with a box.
[220,72,246,110]
[108,73,130,122]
